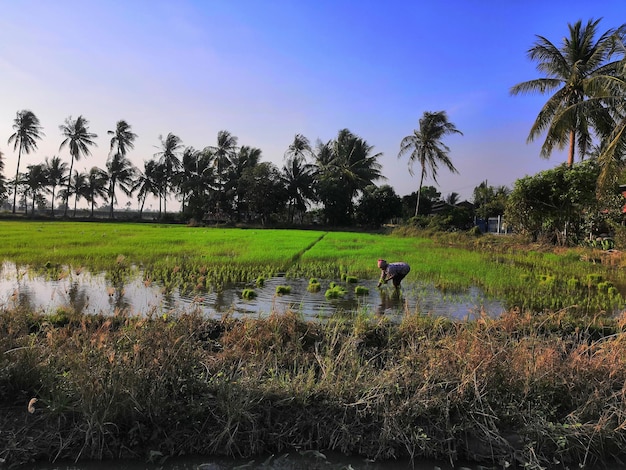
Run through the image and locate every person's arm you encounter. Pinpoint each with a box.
[377,269,387,287]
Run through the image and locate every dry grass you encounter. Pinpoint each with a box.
[2,307,626,468]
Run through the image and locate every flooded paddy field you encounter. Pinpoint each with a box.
[0,262,504,320]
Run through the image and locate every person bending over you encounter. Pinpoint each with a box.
[377,259,410,289]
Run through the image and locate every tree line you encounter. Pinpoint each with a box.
[2,18,626,240]
[0,110,469,226]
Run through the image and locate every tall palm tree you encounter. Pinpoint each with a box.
[24,164,48,215]
[43,156,68,216]
[228,146,262,218]
[106,153,137,218]
[284,134,313,161]
[132,159,162,218]
[282,154,316,223]
[315,129,384,224]
[510,19,624,167]
[108,120,137,159]
[0,149,6,204]
[8,110,44,214]
[154,133,183,216]
[59,115,98,217]
[85,166,108,217]
[71,171,90,217]
[398,111,463,217]
[209,130,238,186]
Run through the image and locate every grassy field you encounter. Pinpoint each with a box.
[3,220,626,467]
[1,220,625,314]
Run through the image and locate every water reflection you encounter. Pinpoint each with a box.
[0,262,505,320]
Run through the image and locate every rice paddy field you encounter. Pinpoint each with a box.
[4,220,626,469]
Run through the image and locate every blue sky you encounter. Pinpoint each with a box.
[1,0,625,210]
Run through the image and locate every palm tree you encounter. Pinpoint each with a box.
[8,110,44,214]
[85,167,108,217]
[43,156,68,216]
[24,164,48,215]
[228,146,261,218]
[59,115,98,217]
[284,134,313,161]
[315,129,384,224]
[71,171,90,217]
[108,120,137,159]
[398,111,463,216]
[106,153,137,218]
[0,149,6,204]
[132,159,163,218]
[209,130,238,186]
[154,133,183,216]
[282,154,316,223]
[510,19,625,167]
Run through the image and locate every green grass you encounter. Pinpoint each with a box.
[1,220,625,314]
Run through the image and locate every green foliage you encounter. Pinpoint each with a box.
[355,184,402,226]
[505,161,605,244]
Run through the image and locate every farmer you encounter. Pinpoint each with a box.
[377,259,410,289]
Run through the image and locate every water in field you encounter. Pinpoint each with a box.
[0,262,505,320]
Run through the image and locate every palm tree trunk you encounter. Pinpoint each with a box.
[51,188,56,217]
[567,130,575,167]
[12,148,22,214]
[414,166,426,217]
[64,159,75,217]
[109,182,115,219]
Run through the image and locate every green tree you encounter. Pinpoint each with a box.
[132,160,162,218]
[398,111,462,216]
[208,130,238,188]
[107,120,137,160]
[238,162,287,225]
[106,120,137,218]
[282,154,316,223]
[154,133,183,216]
[472,181,511,219]
[315,129,384,225]
[24,164,47,215]
[59,115,98,217]
[106,153,137,218]
[8,110,44,214]
[356,184,402,227]
[227,146,262,220]
[85,166,108,217]
[401,186,441,218]
[0,149,6,205]
[510,19,625,167]
[178,148,216,221]
[43,156,68,216]
[505,161,604,244]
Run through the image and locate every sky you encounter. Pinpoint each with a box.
[1,0,625,211]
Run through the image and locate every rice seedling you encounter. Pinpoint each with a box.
[242,288,257,299]
[325,284,347,299]
[354,285,369,295]
[275,285,291,295]
[307,278,321,293]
